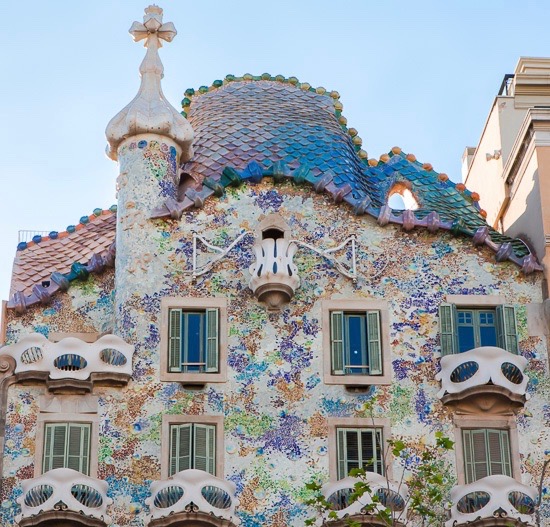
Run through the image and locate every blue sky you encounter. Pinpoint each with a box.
[1,0,550,303]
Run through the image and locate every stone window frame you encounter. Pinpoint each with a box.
[159,297,228,384]
[161,414,224,480]
[327,417,392,480]
[452,414,521,485]
[323,299,392,386]
[34,395,99,477]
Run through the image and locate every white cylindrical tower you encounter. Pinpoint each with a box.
[105,5,194,339]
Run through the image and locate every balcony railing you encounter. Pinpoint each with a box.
[2,333,133,389]
[146,469,239,524]
[436,346,528,401]
[321,473,408,523]
[16,468,112,524]
[446,475,537,527]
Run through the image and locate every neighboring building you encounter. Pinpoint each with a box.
[0,6,548,527]
[463,57,550,303]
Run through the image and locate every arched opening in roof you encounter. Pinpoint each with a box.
[387,182,419,211]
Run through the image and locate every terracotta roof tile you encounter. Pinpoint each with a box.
[10,211,117,297]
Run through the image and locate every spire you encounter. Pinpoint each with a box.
[105,5,194,161]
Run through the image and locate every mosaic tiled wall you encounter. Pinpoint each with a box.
[2,179,549,526]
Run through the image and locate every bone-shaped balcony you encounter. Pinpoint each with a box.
[249,237,300,311]
[436,346,528,412]
[321,474,408,526]
[146,469,240,526]
[16,468,112,527]
[446,475,537,527]
[2,333,134,393]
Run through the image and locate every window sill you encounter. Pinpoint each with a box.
[324,372,391,387]
[160,371,227,384]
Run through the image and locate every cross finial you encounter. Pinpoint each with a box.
[128,5,177,46]
[105,6,194,162]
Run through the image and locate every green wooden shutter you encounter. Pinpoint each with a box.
[496,305,519,354]
[331,311,344,375]
[337,428,347,479]
[67,424,90,475]
[170,424,191,476]
[463,430,474,484]
[463,429,491,483]
[43,423,90,475]
[366,311,382,375]
[169,309,182,372]
[193,424,216,475]
[487,429,511,477]
[43,423,68,473]
[205,308,219,372]
[439,303,457,356]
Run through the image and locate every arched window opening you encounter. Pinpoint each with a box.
[262,228,285,240]
[387,183,419,211]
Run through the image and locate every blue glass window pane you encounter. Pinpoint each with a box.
[345,314,368,374]
[458,326,476,353]
[479,326,497,346]
[184,313,204,372]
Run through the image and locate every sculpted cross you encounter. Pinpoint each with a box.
[129,5,177,47]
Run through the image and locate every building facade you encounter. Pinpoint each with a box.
[0,7,548,527]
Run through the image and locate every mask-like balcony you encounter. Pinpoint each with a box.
[436,347,528,413]
[321,474,408,527]
[2,333,134,393]
[146,469,240,527]
[16,468,112,527]
[249,236,300,311]
[446,475,537,527]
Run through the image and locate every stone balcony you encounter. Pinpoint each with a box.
[145,469,240,527]
[436,347,528,413]
[446,475,537,527]
[16,468,112,527]
[320,473,408,527]
[249,236,300,311]
[1,333,134,393]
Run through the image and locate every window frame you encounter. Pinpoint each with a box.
[35,395,99,477]
[452,414,520,485]
[439,295,519,356]
[160,297,227,384]
[161,414,224,480]
[327,417,392,480]
[42,422,92,475]
[323,299,391,386]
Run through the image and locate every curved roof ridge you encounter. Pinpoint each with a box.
[180,73,369,161]
[16,206,117,252]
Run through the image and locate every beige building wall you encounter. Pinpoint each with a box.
[464,57,550,296]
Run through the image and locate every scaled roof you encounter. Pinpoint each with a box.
[7,75,542,312]
[8,209,116,312]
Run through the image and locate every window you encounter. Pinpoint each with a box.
[336,427,384,479]
[43,422,91,475]
[462,429,512,483]
[323,300,391,386]
[160,298,227,383]
[161,415,224,479]
[439,301,518,355]
[453,415,520,485]
[330,311,382,376]
[168,309,218,373]
[169,423,216,476]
